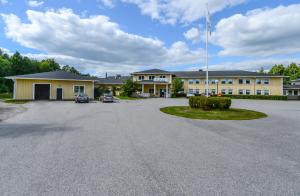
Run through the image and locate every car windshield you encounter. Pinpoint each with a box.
[77,93,87,97]
[104,93,112,97]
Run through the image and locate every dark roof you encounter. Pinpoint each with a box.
[6,71,96,81]
[96,76,131,85]
[283,85,300,89]
[133,69,171,74]
[173,70,282,78]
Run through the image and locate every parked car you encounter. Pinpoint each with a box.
[186,93,195,98]
[100,93,114,103]
[75,93,89,103]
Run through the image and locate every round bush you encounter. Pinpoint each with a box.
[189,96,231,110]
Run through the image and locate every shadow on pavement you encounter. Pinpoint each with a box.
[0,123,77,138]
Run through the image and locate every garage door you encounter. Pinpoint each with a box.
[34,84,50,100]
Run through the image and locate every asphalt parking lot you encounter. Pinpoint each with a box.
[0,99,299,195]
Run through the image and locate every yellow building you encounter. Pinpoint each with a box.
[6,71,95,100]
[132,69,284,96]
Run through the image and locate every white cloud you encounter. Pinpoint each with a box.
[184,27,201,43]
[1,9,204,76]
[201,58,300,72]
[27,0,44,7]
[211,3,300,57]
[122,0,245,24]
[0,0,8,4]
[97,0,114,8]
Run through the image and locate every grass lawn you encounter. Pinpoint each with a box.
[160,106,267,120]
[116,96,141,100]
[0,93,29,104]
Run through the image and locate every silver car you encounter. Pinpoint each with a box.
[100,93,114,103]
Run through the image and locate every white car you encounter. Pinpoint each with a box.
[186,93,195,98]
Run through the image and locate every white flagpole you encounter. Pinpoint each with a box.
[205,4,209,97]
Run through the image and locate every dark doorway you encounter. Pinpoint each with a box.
[56,88,63,100]
[160,89,165,97]
[34,84,50,100]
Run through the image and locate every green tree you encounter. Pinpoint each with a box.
[284,63,300,81]
[121,79,139,97]
[269,64,285,75]
[172,78,184,94]
[38,59,60,72]
[61,65,80,75]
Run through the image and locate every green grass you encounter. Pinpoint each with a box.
[0,93,12,99]
[3,99,29,104]
[116,96,140,100]
[160,106,267,120]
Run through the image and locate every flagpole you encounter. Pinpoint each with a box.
[205,4,209,97]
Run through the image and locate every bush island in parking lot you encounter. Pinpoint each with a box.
[189,96,231,110]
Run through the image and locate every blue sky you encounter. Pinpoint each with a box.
[0,0,300,76]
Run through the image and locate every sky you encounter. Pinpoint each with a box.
[0,0,300,76]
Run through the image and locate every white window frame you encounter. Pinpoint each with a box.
[246,89,251,95]
[73,85,85,95]
[221,89,226,94]
[149,75,155,80]
[138,75,144,80]
[221,80,226,84]
[188,80,194,85]
[33,83,52,100]
[195,80,200,84]
[238,89,244,95]
[228,79,233,84]
[256,90,262,95]
[228,89,233,95]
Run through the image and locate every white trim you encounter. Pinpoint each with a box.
[33,83,52,100]
[92,82,95,99]
[73,85,85,95]
[13,79,16,100]
[56,87,63,100]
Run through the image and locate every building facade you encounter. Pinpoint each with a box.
[131,69,284,97]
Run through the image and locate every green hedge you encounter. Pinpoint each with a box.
[220,95,287,100]
[189,96,231,110]
[0,93,12,99]
[171,93,187,98]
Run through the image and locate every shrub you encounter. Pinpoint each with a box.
[171,93,186,98]
[189,96,231,110]
[189,96,211,110]
[208,97,231,110]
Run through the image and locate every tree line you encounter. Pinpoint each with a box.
[266,63,300,84]
[0,49,83,93]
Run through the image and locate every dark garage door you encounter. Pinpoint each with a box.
[34,84,50,100]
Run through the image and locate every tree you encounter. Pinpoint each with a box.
[61,65,80,75]
[172,78,184,94]
[121,79,139,97]
[269,64,285,75]
[259,67,265,73]
[285,63,300,81]
[38,59,60,72]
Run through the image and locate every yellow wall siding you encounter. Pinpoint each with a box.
[15,79,94,100]
[182,77,283,95]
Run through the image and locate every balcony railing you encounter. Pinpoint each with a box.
[153,78,169,82]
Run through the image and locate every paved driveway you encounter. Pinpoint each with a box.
[0,99,299,195]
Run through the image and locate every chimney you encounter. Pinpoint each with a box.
[105,72,108,78]
[198,69,203,72]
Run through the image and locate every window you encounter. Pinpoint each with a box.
[149,75,155,80]
[264,79,270,85]
[239,79,243,84]
[188,89,193,94]
[295,90,298,96]
[239,89,244,95]
[195,80,200,84]
[221,89,226,94]
[246,79,251,84]
[74,85,84,94]
[228,89,233,95]
[246,90,251,95]
[138,75,144,80]
[205,80,210,84]
[228,79,233,84]
[160,75,166,78]
[189,80,194,85]
[149,89,154,94]
[221,80,226,84]
[211,80,217,84]
[211,89,216,95]
[256,79,262,84]
[264,90,270,95]
[195,89,200,94]
[256,90,262,95]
